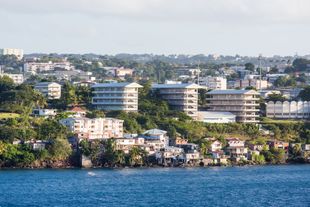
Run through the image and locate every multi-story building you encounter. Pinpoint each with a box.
[206,90,260,123]
[0,70,24,84]
[0,48,23,60]
[199,76,227,90]
[234,79,268,90]
[152,83,200,119]
[59,117,124,139]
[34,82,62,99]
[92,82,143,112]
[24,61,74,74]
[266,101,310,119]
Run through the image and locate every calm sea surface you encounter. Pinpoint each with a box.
[0,165,309,207]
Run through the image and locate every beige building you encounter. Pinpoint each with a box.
[0,48,23,60]
[34,82,61,99]
[92,82,142,112]
[266,101,310,119]
[234,79,268,90]
[60,117,124,140]
[152,83,200,119]
[199,76,227,90]
[206,90,260,123]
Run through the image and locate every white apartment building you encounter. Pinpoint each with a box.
[152,83,200,119]
[266,101,310,119]
[0,48,23,60]
[34,82,62,99]
[92,82,143,112]
[206,90,260,123]
[0,71,24,84]
[199,76,227,90]
[60,117,124,139]
[24,61,73,74]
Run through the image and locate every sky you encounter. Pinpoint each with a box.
[0,0,310,56]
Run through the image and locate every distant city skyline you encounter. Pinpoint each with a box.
[0,0,310,56]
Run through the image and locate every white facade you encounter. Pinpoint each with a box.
[32,109,57,117]
[206,90,260,123]
[152,83,200,119]
[266,101,310,119]
[197,111,236,123]
[199,76,227,90]
[60,117,124,140]
[0,72,24,84]
[0,48,23,60]
[92,82,142,112]
[34,82,62,99]
[24,61,73,74]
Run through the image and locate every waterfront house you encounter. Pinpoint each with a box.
[225,138,248,161]
[176,143,200,164]
[155,146,184,166]
[267,140,289,151]
[141,129,169,155]
[210,140,223,152]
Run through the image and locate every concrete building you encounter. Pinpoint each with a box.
[34,82,62,99]
[206,90,260,123]
[234,79,268,90]
[60,117,124,140]
[199,76,227,90]
[0,71,24,84]
[152,83,200,119]
[266,101,310,119]
[197,111,236,123]
[0,48,23,60]
[91,82,143,112]
[24,61,73,74]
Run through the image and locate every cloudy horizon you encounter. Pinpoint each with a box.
[0,0,310,56]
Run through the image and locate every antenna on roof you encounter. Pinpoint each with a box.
[258,54,262,92]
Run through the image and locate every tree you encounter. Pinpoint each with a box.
[267,93,287,102]
[245,63,255,72]
[0,76,15,93]
[298,86,310,101]
[48,139,72,161]
[292,58,310,72]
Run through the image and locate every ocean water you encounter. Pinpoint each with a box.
[0,165,309,207]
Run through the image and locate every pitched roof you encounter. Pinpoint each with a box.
[143,129,167,135]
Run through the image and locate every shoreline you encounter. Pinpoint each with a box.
[1,162,309,170]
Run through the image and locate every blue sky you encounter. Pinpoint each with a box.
[0,0,310,56]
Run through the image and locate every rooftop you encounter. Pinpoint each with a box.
[91,82,142,88]
[143,129,167,135]
[152,83,201,89]
[207,89,259,95]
